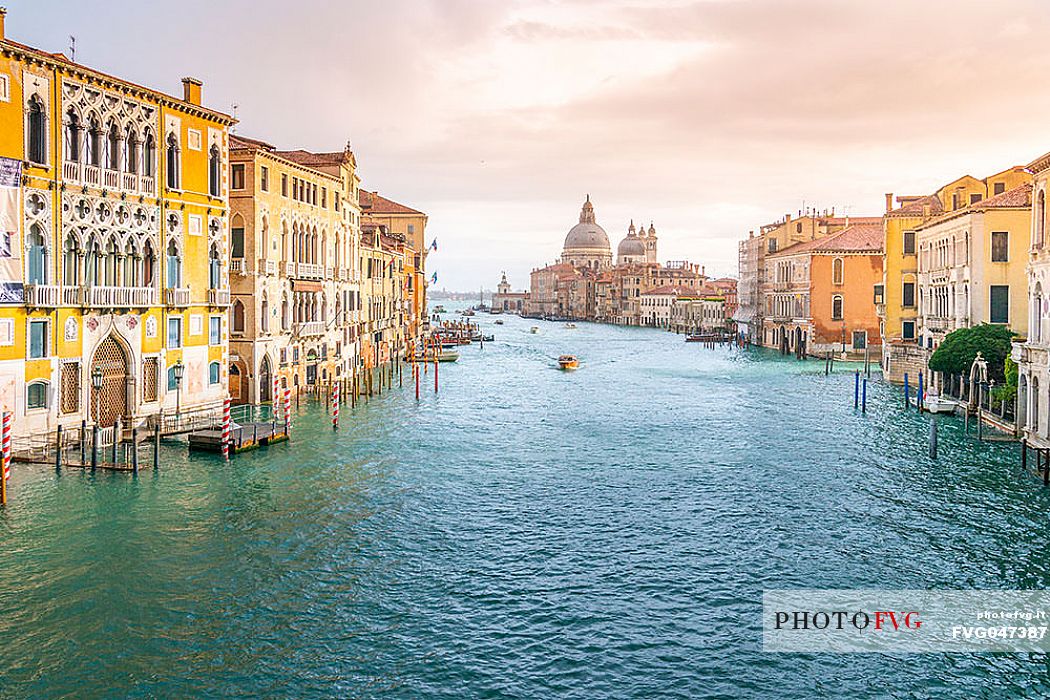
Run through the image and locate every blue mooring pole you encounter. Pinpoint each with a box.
[917,371,924,412]
[862,377,868,413]
[854,370,860,409]
[903,372,910,408]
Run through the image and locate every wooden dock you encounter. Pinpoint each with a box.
[188,421,289,454]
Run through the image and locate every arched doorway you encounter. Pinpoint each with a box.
[259,355,272,403]
[229,362,246,405]
[91,335,129,427]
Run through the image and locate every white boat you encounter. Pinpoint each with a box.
[436,349,460,362]
[565,323,577,329]
[924,387,955,414]
[530,326,539,334]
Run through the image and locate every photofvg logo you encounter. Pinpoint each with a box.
[763,590,1050,653]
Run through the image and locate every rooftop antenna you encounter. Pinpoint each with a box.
[231,103,239,133]
[69,35,76,63]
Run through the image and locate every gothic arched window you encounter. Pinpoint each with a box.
[232,299,245,334]
[208,145,221,197]
[209,243,221,289]
[87,116,101,167]
[125,125,138,175]
[63,234,80,287]
[26,224,47,285]
[166,239,181,288]
[143,129,156,177]
[166,133,180,190]
[27,96,47,164]
[107,121,121,171]
[65,110,80,163]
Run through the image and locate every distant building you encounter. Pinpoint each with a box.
[491,272,527,313]
[763,223,884,358]
[527,196,706,323]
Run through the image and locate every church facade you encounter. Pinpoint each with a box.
[526,196,710,324]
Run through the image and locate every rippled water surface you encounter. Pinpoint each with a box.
[2,316,1050,698]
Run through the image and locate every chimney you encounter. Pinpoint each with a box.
[0,8,7,40]
[181,77,202,106]
[885,193,894,213]
[785,213,792,223]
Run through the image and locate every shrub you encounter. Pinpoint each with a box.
[927,323,1015,382]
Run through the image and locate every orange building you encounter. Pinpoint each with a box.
[763,223,884,358]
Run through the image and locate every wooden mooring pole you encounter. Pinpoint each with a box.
[55,425,63,472]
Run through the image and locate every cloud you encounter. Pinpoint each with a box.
[8,0,1050,287]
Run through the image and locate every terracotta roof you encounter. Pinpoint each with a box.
[275,149,348,167]
[644,285,697,296]
[888,194,943,217]
[230,134,275,151]
[820,216,883,226]
[772,223,883,256]
[975,182,1032,209]
[359,190,425,216]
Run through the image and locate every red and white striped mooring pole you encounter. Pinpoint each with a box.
[272,376,281,422]
[283,388,292,430]
[221,397,231,461]
[0,410,10,505]
[332,382,339,430]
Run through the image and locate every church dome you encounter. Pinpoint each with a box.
[563,195,611,252]
[618,236,645,257]
[618,220,645,258]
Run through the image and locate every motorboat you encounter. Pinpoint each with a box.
[530,326,539,334]
[494,319,504,325]
[437,350,460,362]
[558,355,579,370]
[565,323,577,329]
[924,387,955,414]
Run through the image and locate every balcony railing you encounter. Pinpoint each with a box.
[283,262,295,277]
[295,321,326,337]
[24,284,60,307]
[259,259,278,276]
[230,259,246,275]
[165,288,191,306]
[84,286,157,308]
[63,160,81,182]
[208,289,231,306]
[295,263,323,280]
[61,286,80,306]
[325,266,334,279]
[63,161,157,197]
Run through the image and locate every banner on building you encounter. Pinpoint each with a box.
[0,158,23,304]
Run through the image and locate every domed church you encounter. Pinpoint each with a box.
[617,220,658,265]
[560,195,613,271]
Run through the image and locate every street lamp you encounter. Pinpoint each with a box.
[91,366,103,424]
[173,359,185,419]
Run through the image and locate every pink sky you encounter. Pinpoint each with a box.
[9,0,1050,289]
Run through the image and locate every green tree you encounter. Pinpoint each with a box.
[927,323,1016,382]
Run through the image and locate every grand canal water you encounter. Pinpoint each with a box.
[2,315,1050,698]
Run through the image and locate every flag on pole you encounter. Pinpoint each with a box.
[431,272,438,284]
[429,238,438,252]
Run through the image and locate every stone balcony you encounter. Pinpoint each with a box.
[230,259,247,275]
[295,320,326,337]
[164,288,191,307]
[295,263,324,280]
[63,161,156,196]
[24,284,60,307]
[208,288,231,307]
[259,259,278,276]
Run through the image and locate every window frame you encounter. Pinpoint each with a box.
[167,316,182,349]
[989,285,1010,325]
[831,294,844,321]
[991,231,1009,263]
[26,380,49,410]
[27,318,49,359]
[230,162,245,191]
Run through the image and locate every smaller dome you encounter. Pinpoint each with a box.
[618,235,645,257]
